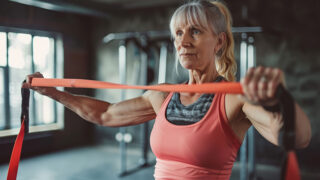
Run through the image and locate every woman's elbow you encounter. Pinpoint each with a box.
[99,112,112,126]
[81,111,111,126]
[295,131,312,149]
[294,104,312,149]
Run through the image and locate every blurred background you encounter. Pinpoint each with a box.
[0,0,319,179]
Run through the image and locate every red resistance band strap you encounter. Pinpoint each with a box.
[7,119,25,180]
[285,151,301,180]
[7,78,300,180]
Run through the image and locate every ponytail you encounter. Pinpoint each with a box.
[211,1,237,82]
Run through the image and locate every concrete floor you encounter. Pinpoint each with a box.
[0,144,319,180]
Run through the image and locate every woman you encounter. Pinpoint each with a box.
[23,1,311,179]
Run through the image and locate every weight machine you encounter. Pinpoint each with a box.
[103,30,172,176]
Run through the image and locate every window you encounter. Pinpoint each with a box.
[0,27,64,137]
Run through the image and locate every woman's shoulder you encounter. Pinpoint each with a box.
[225,93,247,122]
[143,83,171,114]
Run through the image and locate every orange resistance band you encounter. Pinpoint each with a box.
[31,78,244,94]
[7,78,300,180]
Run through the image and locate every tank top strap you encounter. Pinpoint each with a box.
[217,93,242,148]
[158,92,174,117]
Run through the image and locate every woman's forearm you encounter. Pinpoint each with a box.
[243,101,311,149]
[44,88,111,125]
[268,102,311,149]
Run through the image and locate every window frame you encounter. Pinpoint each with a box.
[0,26,64,137]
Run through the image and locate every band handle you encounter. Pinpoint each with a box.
[21,80,30,134]
[263,84,299,180]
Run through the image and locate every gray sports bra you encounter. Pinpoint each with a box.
[165,76,224,125]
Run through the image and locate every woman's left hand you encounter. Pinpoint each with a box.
[240,66,285,107]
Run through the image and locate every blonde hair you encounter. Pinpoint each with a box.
[170,0,237,81]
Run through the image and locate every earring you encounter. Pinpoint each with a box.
[216,49,223,56]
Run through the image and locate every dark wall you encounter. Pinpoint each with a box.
[0,1,96,163]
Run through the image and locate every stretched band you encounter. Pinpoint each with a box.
[31,78,244,94]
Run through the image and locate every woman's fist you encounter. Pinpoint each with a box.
[22,72,56,95]
[240,66,285,107]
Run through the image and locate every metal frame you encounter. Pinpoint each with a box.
[4,31,10,129]
[239,31,260,180]
[105,31,171,176]
[118,40,127,174]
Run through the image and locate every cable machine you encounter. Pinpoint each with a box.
[103,31,172,176]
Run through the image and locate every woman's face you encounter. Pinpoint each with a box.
[174,24,219,71]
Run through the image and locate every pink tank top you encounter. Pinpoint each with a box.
[150,92,241,180]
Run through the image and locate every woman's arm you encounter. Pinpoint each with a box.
[46,89,157,127]
[240,67,312,149]
[23,72,158,127]
[242,102,311,148]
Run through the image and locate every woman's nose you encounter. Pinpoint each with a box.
[180,33,192,47]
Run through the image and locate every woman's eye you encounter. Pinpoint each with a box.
[176,30,183,37]
[192,28,201,35]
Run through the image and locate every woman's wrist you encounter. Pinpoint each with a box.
[263,103,281,112]
[40,87,58,97]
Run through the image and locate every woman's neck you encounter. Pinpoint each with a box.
[183,62,219,97]
[188,62,219,85]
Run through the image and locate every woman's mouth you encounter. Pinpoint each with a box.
[180,53,196,57]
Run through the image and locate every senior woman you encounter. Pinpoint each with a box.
[23,0,311,179]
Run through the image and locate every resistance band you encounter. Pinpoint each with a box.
[6,78,299,180]
[6,82,29,180]
[31,78,244,94]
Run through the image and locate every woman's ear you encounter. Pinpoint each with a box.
[214,32,226,54]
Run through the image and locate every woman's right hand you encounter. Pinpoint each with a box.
[22,72,57,96]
